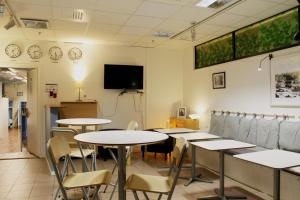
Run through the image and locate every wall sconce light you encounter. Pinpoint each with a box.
[258,53,273,72]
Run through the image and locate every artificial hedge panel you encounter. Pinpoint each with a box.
[195,34,233,69]
[235,9,299,59]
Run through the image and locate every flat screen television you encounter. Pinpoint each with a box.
[104,64,143,89]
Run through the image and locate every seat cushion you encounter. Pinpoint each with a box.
[279,121,300,152]
[125,174,171,193]
[209,114,226,136]
[223,116,240,139]
[63,170,112,189]
[256,119,279,149]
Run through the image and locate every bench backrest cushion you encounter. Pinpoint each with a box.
[238,117,257,144]
[256,119,279,149]
[209,114,226,136]
[223,116,240,139]
[279,121,300,152]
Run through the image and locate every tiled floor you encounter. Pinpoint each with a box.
[0,153,272,200]
[0,128,21,154]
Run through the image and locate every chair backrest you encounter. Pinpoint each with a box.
[51,127,79,146]
[47,135,71,165]
[167,137,188,198]
[127,120,138,130]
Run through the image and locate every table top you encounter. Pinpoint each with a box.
[234,149,300,169]
[170,132,220,141]
[56,118,112,126]
[191,139,255,151]
[154,128,196,134]
[74,130,169,146]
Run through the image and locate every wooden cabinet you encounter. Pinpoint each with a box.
[169,117,199,130]
[59,101,97,118]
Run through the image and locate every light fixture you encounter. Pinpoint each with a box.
[258,54,273,72]
[4,16,15,30]
[195,0,232,8]
[196,0,218,7]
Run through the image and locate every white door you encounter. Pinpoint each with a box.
[27,69,40,156]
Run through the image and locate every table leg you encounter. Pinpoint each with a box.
[185,145,213,186]
[118,145,127,200]
[273,169,280,200]
[219,151,225,199]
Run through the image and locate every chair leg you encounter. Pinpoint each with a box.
[109,180,117,200]
[92,186,101,200]
[143,192,150,200]
[158,194,163,200]
[133,191,139,200]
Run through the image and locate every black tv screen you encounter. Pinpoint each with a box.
[104,64,143,89]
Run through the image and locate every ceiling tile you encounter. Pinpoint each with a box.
[227,0,278,16]
[114,34,141,42]
[95,0,144,14]
[87,23,121,34]
[10,0,51,6]
[55,30,84,42]
[254,3,295,21]
[91,11,130,25]
[194,24,223,35]
[171,6,215,21]
[135,1,181,18]
[22,28,56,40]
[51,20,88,31]
[51,0,98,10]
[118,26,151,35]
[150,0,194,5]
[206,13,247,28]
[154,19,190,33]
[282,0,299,6]
[126,16,163,28]
[11,3,52,19]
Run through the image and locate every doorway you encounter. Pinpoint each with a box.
[0,67,35,159]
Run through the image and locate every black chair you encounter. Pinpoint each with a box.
[141,129,175,160]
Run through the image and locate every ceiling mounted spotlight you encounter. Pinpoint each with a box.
[4,16,15,30]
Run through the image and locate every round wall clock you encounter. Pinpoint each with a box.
[5,44,22,58]
[27,44,43,59]
[49,46,63,61]
[68,47,82,61]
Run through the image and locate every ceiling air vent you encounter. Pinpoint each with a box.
[196,0,232,9]
[73,9,87,22]
[21,18,48,29]
[153,31,174,38]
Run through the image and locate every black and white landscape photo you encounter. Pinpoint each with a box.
[275,71,300,99]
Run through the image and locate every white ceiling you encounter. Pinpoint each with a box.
[0,0,298,49]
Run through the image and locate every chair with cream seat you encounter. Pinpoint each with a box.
[47,135,112,200]
[125,137,188,200]
[51,127,96,171]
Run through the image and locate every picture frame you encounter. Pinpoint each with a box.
[271,55,300,107]
[212,72,226,89]
[177,107,187,118]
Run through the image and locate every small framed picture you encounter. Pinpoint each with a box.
[212,72,226,89]
[177,107,187,118]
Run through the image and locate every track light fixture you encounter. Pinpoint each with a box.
[258,54,273,72]
[4,16,15,30]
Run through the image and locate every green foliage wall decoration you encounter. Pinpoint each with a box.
[195,7,299,69]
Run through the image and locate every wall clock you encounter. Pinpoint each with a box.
[68,47,82,61]
[27,44,43,59]
[49,46,63,61]
[5,44,22,58]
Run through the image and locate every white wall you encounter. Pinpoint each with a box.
[0,39,183,156]
[182,45,300,199]
[183,45,300,129]
[0,97,9,139]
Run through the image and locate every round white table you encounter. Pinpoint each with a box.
[74,130,169,200]
[56,118,112,132]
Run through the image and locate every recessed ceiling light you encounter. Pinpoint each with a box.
[195,0,232,8]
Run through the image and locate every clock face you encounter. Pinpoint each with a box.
[49,46,63,61]
[5,44,21,58]
[27,44,43,59]
[68,47,82,61]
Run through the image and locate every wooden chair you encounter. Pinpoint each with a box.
[47,135,112,200]
[125,137,188,200]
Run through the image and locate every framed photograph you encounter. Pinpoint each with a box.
[212,72,226,89]
[177,107,187,118]
[271,56,300,107]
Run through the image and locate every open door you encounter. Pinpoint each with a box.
[26,68,40,156]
